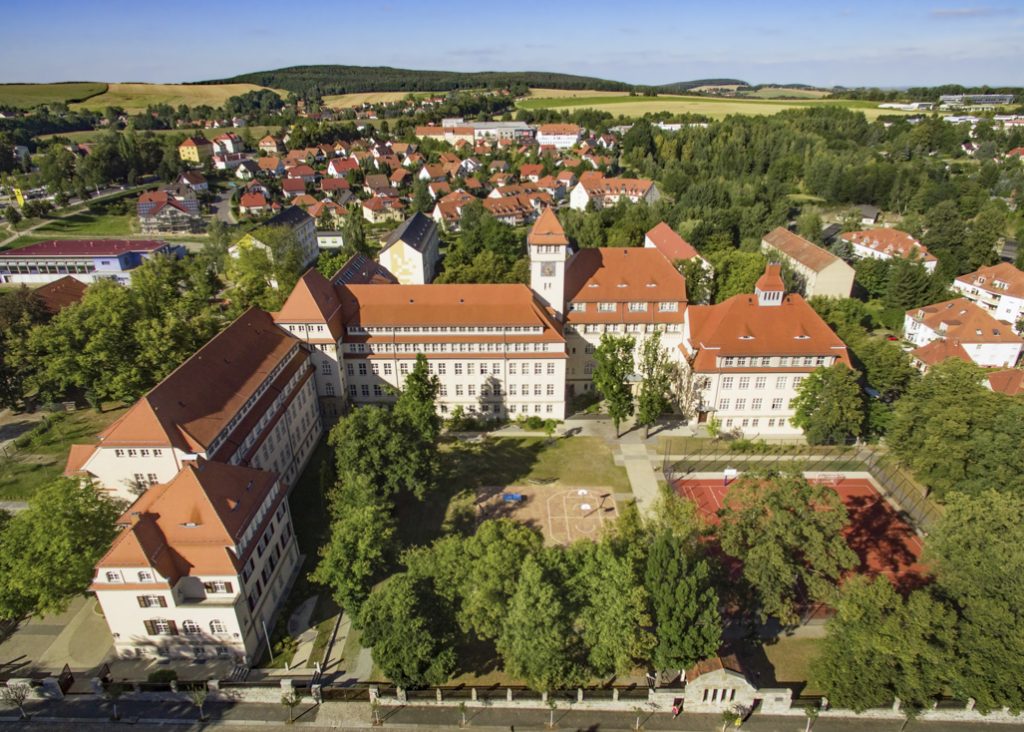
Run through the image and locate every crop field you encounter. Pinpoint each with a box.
[322,91,441,108]
[526,87,633,99]
[744,86,831,99]
[36,124,280,144]
[0,82,107,108]
[69,83,284,112]
[518,93,911,121]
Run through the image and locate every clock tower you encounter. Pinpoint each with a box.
[528,207,570,318]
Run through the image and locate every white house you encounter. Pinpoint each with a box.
[904,298,1023,369]
[953,262,1024,333]
[840,228,937,273]
[536,123,581,149]
[377,213,440,285]
[569,175,660,211]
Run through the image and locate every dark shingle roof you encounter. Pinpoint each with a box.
[268,205,312,229]
[382,212,437,254]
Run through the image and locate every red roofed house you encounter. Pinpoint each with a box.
[239,191,269,215]
[258,135,284,154]
[681,264,851,436]
[362,196,405,224]
[904,297,1023,368]
[761,227,855,298]
[840,228,937,273]
[952,262,1024,334]
[282,177,307,198]
[177,136,213,164]
[536,123,581,149]
[644,222,706,269]
[987,369,1024,396]
[569,174,660,211]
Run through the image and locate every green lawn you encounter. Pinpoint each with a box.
[0,406,127,501]
[736,636,824,697]
[0,82,107,108]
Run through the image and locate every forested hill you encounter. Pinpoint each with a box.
[654,78,749,93]
[196,65,632,95]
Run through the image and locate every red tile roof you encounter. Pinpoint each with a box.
[645,222,699,261]
[566,247,686,306]
[841,228,936,264]
[988,369,1024,396]
[955,262,1024,299]
[33,275,87,314]
[762,227,841,273]
[0,239,167,258]
[528,207,569,247]
[908,298,1023,345]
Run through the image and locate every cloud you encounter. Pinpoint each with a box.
[930,6,1014,18]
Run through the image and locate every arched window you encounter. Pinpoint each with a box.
[182,620,200,635]
[210,619,228,635]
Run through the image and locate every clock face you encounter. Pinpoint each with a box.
[541,262,556,276]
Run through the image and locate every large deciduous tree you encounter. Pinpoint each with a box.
[0,479,121,620]
[791,364,865,445]
[716,469,856,625]
[635,332,673,438]
[592,333,636,437]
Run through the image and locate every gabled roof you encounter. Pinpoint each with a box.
[755,263,785,293]
[566,247,686,304]
[955,262,1024,299]
[34,275,87,314]
[0,239,167,258]
[762,227,841,273]
[331,253,398,286]
[841,228,936,264]
[645,222,699,261]
[268,205,312,229]
[910,338,972,367]
[273,268,344,339]
[988,369,1024,396]
[382,212,437,254]
[909,298,1023,345]
[528,207,569,247]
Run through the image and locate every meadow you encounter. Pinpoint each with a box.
[518,92,910,121]
[0,82,107,108]
[69,83,284,112]
[322,91,441,108]
[36,125,280,144]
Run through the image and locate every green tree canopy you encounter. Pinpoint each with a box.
[0,479,122,620]
[791,364,865,445]
[635,332,673,438]
[592,333,636,436]
[716,469,857,625]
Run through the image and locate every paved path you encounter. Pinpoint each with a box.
[618,442,661,515]
[0,596,112,678]
[213,186,237,224]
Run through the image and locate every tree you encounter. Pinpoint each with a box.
[592,333,636,437]
[0,287,48,408]
[644,531,721,672]
[926,491,1024,713]
[797,208,823,244]
[3,205,21,229]
[716,469,857,625]
[0,684,30,720]
[0,478,121,621]
[634,332,673,438]
[965,202,1004,270]
[706,250,767,303]
[394,353,441,445]
[790,365,865,445]
[104,682,124,721]
[189,685,209,722]
[358,574,457,688]
[497,555,585,692]
[578,542,655,676]
[343,213,372,258]
[312,475,396,616]
[882,259,934,312]
[924,200,966,270]
[281,690,301,724]
[411,179,433,214]
[328,406,421,498]
[677,259,712,304]
[811,576,954,713]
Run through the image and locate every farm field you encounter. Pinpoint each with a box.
[744,86,831,99]
[36,124,280,144]
[518,93,912,121]
[0,82,107,108]
[526,87,632,99]
[322,91,440,108]
[69,82,284,112]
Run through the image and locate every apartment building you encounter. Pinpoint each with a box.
[682,265,851,436]
[0,239,182,285]
[761,227,854,298]
[840,228,937,273]
[953,262,1024,333]
[65,308,323,501]
[91,460,299,664]
[536,123,582,149]
[230,206,318,272]
[568,175,660,211]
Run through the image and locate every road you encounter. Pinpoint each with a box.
[212,186,237,224]
[0,699,1016,731]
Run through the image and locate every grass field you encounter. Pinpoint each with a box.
[0,82,107,108]
[526,87,632,99]
[0,406,127,501]
[70,83,284,112]
[744,87,831,99]
[322,91,440,108]
[3,210,137,251]
[36,124,280,144]
[518,93,911,121]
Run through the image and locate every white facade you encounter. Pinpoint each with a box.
[536,130,581,149]
[953,268,1024,334]
[903,312,1022,368]
[529,241,568,317]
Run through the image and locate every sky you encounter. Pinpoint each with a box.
[1,0,1022,88]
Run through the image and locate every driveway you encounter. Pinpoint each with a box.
[212,186,237,224]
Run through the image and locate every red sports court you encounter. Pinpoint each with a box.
[675,475,927,589]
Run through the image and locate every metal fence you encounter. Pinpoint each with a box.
[662,441,942,532]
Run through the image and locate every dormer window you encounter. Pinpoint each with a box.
[739,335,754,340]
[794,335,810,340]
[138,571,154,583]
[105,571,122,583]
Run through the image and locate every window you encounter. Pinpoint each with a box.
[439,385,448,397]
[718,399,730,411]
[140,449,149,457]
[210,620,228,635]
[751,399,763,410]
[658,301,678,312]
[203,581,233,594]
[468,385,476,396]
[150,619,176,636]
[114,449,125,457]
[508,363,516,375]
[546,404,553,413]
[348,385,357,397]
[721,377,734,390]
[400,362,409,375]
[775,376,787,389]
[754,377,766,390]
[105,571,122,583]
[735,399,746,410]
[771,398,784,410]
[384,363,393,375]
[628,302,647,312]
[137,571,154,583]
[438,363,447,375]
[534,363,542,375]
[373,385,383,397]
[793,376,804,388]
[147,474,158,485]
[546,384,555,396]
[546,363,555,375]
[598,302,616,312]
[326,383,335,396]
[153,449,162,457]
[360,385,369,397]
[467,363,476,375]
[533,385,542,396]
[321,362,332,375]
[182,620,200,635]
[738,377,750,390]
[358,363,367,376]
[137,595,166,608]
[346,363,354,376]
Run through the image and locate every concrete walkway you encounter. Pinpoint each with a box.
[618,442,661,515]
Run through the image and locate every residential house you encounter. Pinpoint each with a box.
[432,190,477,232]
[282,178,307,198]
[178,136,213,164]
[239,192,269,216]
[377,213,440,285]
[320,178,351,197]
[230,206,318,272]
[177,172,208,193]
[536,123,582,149]
[327,158,358,178]
[952,262,1024,333]
[987,369,1024,396]
[235,159,259,180]
[905,298,1023,368]
[840,228,937,272]
[33,275,88,314]
[858,205,881,226]
[760,227,855,298]
[138,192,204,235]
[257,157,285,177]
[363,174,391,196]
[362,196,405,224]
[286,164,316,184]
[212,133,244,155]
[418,164,447,183]
[568,175,660,211]
[519,163,543,183]
[258,135,284,154]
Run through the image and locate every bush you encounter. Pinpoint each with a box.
[147,669,178,683]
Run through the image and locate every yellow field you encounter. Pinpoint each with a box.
[745,87,831,99]
[0,82,107,108]
[526,88,632,99]
[70,83,284,112]
[519,93,912,121]
[322,91,440,108]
